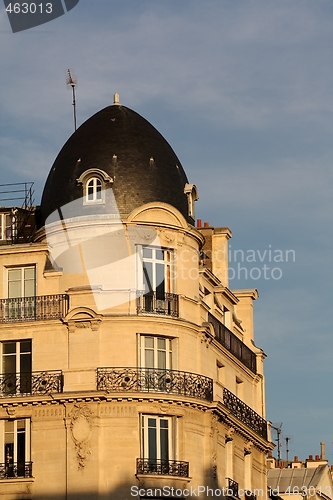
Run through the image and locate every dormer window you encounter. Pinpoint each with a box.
[86,177,103,203]
[76,168,113,206]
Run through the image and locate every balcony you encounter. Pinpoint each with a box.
[97,367,213,402]
[0,461,32,479]
[136,458,189,477]
[222,387,268,440]
[208,313,256,373]
[137,291,179,317]
[245,492,257,500]
[0,294,69,323]
[226,478,239,498]
[0,371,63,397]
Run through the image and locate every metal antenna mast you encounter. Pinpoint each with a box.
[271,423,283,465]
[285,437,290,462]
[66,69,77,131]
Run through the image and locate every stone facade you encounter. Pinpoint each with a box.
[0,102,273,500]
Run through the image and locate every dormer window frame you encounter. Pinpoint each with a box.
[86,176,103,204]
[76,168,113,206]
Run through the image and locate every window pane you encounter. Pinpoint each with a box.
[143,262,153,292]
[3,342,16,354]
[145,350,154,369]
[156,249,164,261]
[143,248,152,259]
[8,269,21,281]
[157,338,166,350]
[8,281,21,298]
[145,337,154,349]
[148,427,157,460]
[157,351,166,370]
[3,355,16,374]
[160,422,169,461]
[156,264,165,296]
[24,268,35,280]
[20,353,32,374]
[20,341,31,354]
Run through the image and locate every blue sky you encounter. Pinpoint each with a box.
[1,0,333,461]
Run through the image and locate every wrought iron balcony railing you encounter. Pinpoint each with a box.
[0,294,69,323]
[137,291,179,317]
[208,313,256,373]
[136,458,189,477]
[97,367,213,402]
[245,492,257,500]
[0,461,32,479]
[0,371,63,397]
[223,387,268,440]
[226,478,239,498]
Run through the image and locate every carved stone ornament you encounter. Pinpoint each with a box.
[210,414,219,437]
[225,427,235,442]
[244,441,253,455]
[6,407,16,417]
[160,229,175,243]
[200,332,212,348]
[69,403,93,470]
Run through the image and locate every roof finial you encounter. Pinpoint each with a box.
[113,93,120,105]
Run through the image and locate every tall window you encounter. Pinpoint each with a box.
[0,419,31,478]
[141,336,173,370]
[141,415,174,469]
[0,213,11,241]
[6,267,36,320]
[141,247,173,297]
[137,247,175,315]
[1,340,32,396]
[140,336,174,392]
[85,177,103,203]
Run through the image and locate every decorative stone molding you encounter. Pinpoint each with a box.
[69,403,93,470]
[64,307,102,334]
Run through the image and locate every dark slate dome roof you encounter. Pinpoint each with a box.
[40,103,191,225]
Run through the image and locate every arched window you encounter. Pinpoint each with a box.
[86,177,103,203]
[77,168,113,205]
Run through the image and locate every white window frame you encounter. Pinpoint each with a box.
[0,418,31,470]
[141,415,175,462]
[6,266,36,299]
[84,176,104,204]
[137,246,174,294]
[0,213,11,241]
[140,335,173,370]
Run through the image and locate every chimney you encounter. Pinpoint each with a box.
[197,219,202,228]
[320,442,325,460]
[204,222,209,228]
[315,455,320,461]
[309,455,313,461]
[294,456,298,462]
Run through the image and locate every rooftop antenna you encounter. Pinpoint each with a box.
[285,436,290,462]
[271,423,283,465]
[66,69,77,131]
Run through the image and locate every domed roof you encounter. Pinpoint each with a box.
[40,101,193,225]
